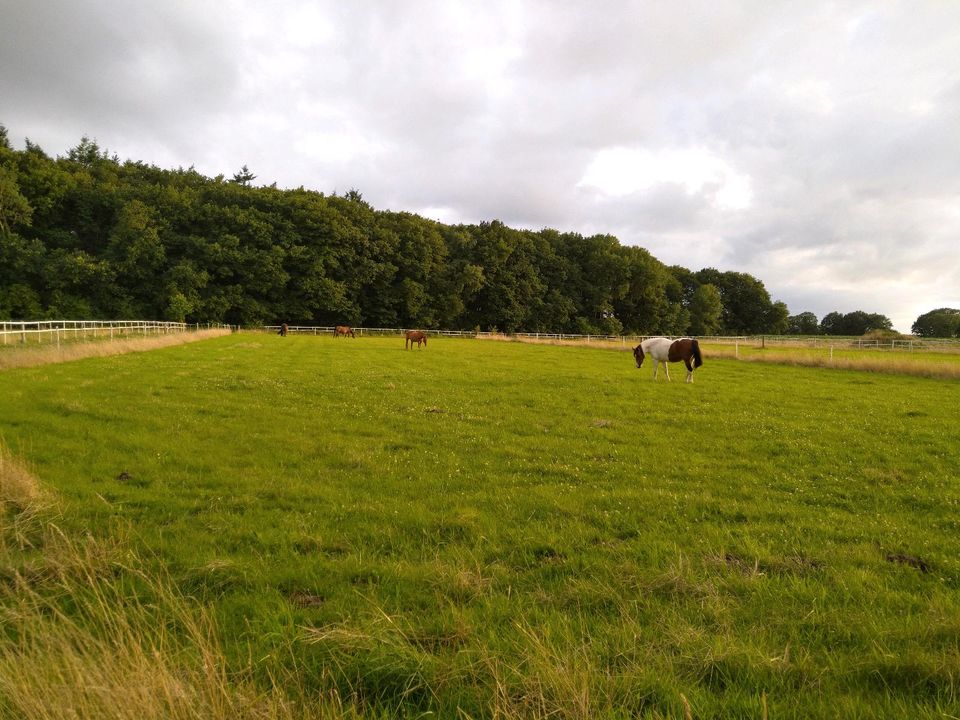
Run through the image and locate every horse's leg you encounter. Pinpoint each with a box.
[664,362,671,382]
[684,358,693,383]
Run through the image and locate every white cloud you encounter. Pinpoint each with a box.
[578,147,753,211]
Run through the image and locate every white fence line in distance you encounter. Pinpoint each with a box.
[0,320,226,347]
[262,326,960,353]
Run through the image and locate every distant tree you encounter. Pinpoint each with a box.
[912,308,960,338]
[231,165,256,186]
[820,311,844,335]
[862,312,893,333]
[66,136,108,167]
[787,311,820,334]
[820,310,893,335]
[766,300,790,334]
[611,248,673,333]
[344,188,366,205]
[841,310,892,335]
[695,268,777,334]
[688,283,722,335]
[1,126,803,332]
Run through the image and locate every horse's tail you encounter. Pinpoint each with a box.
[691,339,703,368]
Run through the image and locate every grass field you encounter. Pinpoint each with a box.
[1,333,959,718]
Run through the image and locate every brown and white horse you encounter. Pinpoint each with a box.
[404,330,427,349]
[334,325,355,338]
[633,337,703,383]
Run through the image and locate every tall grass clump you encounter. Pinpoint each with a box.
[0,445,356,720]
[0,327,231,371]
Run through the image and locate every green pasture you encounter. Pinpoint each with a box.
[2,333,959,718]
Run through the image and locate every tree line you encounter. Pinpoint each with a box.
[1,127,942,336]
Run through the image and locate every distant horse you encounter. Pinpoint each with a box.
[334,325,355,338]
[633,337,703,383]
[277,323,288,337]
[404,330,427,349]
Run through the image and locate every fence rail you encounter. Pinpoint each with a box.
[8,321,953,352]
[0,320,224,346]
[260,326,960,352]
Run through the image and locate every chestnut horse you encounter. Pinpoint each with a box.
[334,325,355,338]
[404,330,427,349]
[633,337,703,383]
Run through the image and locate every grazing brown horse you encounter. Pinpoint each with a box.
[277,323,288,336]
[404,330,427,349]
[633,336,703,383]
[334,325,355,338]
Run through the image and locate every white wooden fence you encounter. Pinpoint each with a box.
[262,325,749,344]
[261,326,960,352]
[0,320,219,347]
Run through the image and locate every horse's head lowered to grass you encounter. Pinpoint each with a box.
[633,337,703,382]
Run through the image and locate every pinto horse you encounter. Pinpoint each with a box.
[404,330,427,349]
[334,325,355,338]
[633,337,703,383]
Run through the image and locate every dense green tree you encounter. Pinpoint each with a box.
[766,300,790,335]
[819,311,844,335]
[1,127,814,333]
[230,165,256,186]
[608,248,672,334]
[912,308,960,338]
[695,268,777,334]
[0,167,33,235]
[0,282,42,318]
[688,283,723,336]
[820,310,893,335]
[787,311,820,334]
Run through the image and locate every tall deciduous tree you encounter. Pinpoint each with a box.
[688,283,722,336]
[2,127,815,332]
[0,167,33,235]
[912,308,960,338]
[787,311,820,334]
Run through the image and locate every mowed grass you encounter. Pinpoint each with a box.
[1,333,959,718]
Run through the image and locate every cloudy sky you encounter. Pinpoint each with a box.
[2,1,959,331]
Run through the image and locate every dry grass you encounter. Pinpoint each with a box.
[0,445,47,516]
[0,328,232,371]
[0,446,358,720]
[701,343,960,379]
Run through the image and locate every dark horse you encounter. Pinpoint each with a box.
[277,323,288,336]
[334,325,355,338]
[404,330,427,349]
[633,337,703,383]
